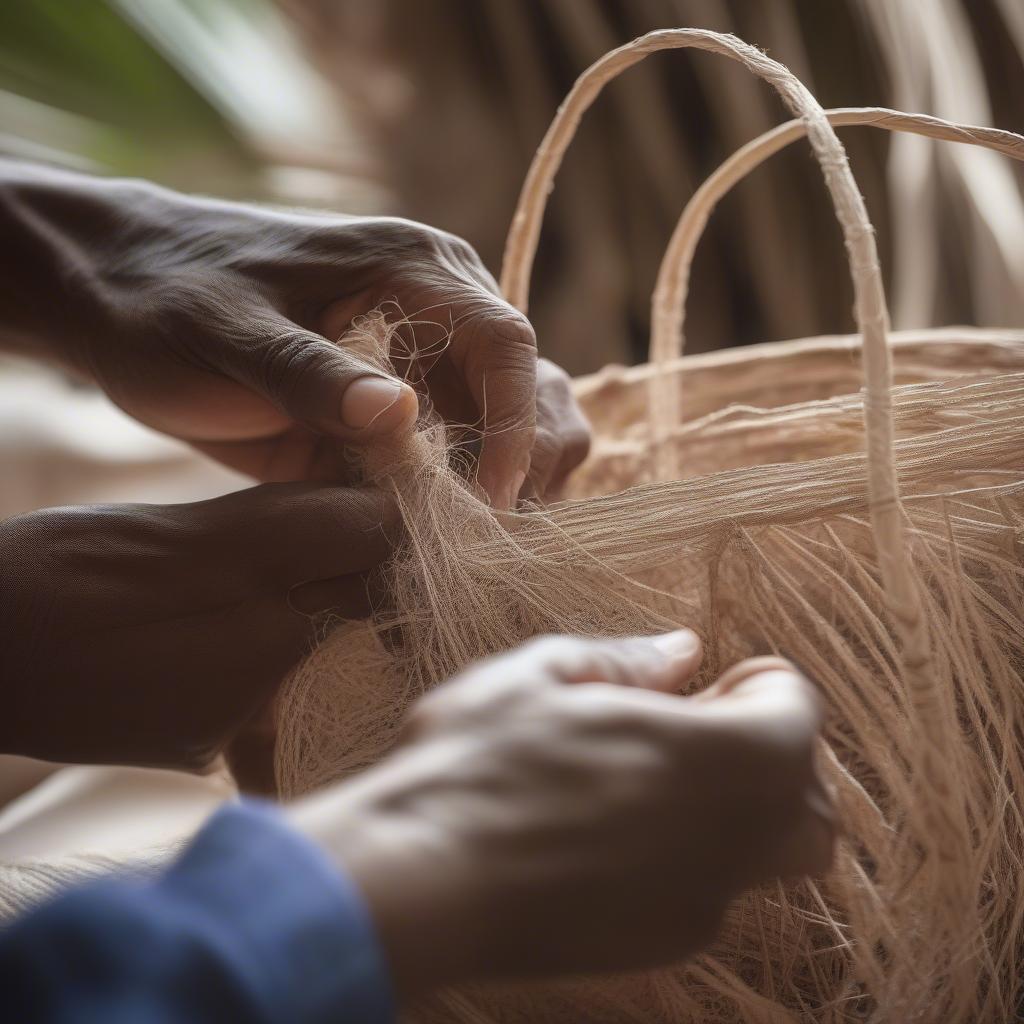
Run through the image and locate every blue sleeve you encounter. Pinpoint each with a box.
[0,800,395,1024]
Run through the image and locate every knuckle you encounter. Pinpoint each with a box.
[457,307,537,398]
[369,216,439,250]
[366,217,484,284]
[536,357,572,389]
[583,644,637,687]
[332,217,446,283]
[521,633,575,667]
[257,329,326,402]
[437,229,479,263]
[562,424,593,465]
[422,663,539,729]
[529,426,562,476]
[493,308,537,350]
[614,636,667,673]
[462,302,536,352]
[525,633,567,655]
[405,221,445,256]
[578,692,660,739]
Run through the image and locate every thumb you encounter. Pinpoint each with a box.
[226,308,419,441]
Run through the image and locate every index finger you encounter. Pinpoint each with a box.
[492,631,704,692]
[203,483,400,586]
[446,289,538,509]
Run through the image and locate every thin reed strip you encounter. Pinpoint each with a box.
[650,107,1024,368]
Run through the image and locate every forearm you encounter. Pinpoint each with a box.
[288,768,478,1002]
[0,159,121,368]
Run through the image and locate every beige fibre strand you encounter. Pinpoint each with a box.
[275,29,1024,1023]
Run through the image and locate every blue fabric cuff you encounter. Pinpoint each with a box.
[160,798,395,1024]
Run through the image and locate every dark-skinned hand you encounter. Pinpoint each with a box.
[0,160,591,506]
[294,637,836,997]
[0,484,397,790]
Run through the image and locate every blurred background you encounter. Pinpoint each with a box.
[2,0,1023,375]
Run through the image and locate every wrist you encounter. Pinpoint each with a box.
[288,765,487,1000]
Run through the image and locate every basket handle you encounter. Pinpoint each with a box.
[500,29,914,633]
[650,106,1024,368]
[499,29,947,847]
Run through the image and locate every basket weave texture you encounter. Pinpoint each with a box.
[277,30,1024,1023]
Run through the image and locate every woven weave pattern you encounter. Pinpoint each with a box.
[275,30,1024,1022]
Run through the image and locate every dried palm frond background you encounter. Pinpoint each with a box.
[0,0,383,208]
[3,1,1022,373]
[281,0,1024,372]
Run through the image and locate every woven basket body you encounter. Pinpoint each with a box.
[571,327,1024,493]
[277,30,1024,1022]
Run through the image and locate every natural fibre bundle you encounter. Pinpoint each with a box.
[275,30,1024,1023]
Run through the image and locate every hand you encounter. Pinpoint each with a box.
[0,161,591,507]
[292,634,835,997]
[0,484,397,787]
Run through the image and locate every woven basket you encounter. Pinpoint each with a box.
[277,29,1024,1022]
[572,326,1024,495]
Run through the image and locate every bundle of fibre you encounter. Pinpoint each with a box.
[276,30,1024,1022]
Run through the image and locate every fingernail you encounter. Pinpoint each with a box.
[652,629,701,659]
[714,656,798,697]
[341,376,415,433]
